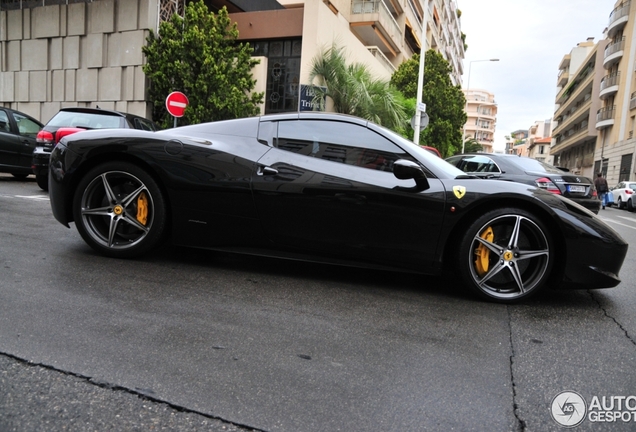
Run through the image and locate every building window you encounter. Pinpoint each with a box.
[249,38,302,114]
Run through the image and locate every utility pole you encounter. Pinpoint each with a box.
[413,1,428,144]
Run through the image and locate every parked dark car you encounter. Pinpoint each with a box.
[33,107,157,191]
[48,113,627,303]
[445,153,602,214]
[0,107,43,179]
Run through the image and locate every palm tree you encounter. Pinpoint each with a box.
[462,138,483,153]
[308,44,407,132]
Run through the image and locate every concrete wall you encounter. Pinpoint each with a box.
[0,0,158,123]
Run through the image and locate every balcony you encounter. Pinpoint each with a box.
[604,37,625,69]
[350,0,402,57]
[596,105,616,129]
[599,71,620,99]
[608,1,630,39]
[366,46,396,74]
[557,67,569,87]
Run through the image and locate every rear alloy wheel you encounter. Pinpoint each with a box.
[72,162,167,258]
[458,208,553,302]
[36,174,48,191]
[617,197,624,209]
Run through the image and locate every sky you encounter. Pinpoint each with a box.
[457,0,618,151]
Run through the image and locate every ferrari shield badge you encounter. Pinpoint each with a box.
[453,185,466,199]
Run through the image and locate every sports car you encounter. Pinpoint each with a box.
[48,113,628,303]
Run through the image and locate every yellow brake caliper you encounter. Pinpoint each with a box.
[136,192,148,225]
[475,226,494,277]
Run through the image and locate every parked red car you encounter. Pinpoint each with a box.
[32,107,157,191]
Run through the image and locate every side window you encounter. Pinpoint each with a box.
[14,113,41,137]
[0,110,10,133]
[276,120,413,172]
[134,118,156,131]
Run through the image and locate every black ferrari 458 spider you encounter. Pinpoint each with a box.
[48,113,628,302]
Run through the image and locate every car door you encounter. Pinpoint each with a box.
[0,109,22,168]
[251,118,446,271]
[12,111,42,168]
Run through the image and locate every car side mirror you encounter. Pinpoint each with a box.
[393,159,430,191]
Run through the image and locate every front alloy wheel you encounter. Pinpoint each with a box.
[459,208,553,302]
[72,162,167,258]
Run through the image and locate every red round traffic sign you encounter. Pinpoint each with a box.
[165,91,189,118]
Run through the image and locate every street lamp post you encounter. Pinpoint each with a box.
[413,1,428,144]
[462,58,499,153]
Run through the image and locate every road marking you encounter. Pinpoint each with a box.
[0,194,50,201]
[601,218,636,230]
[615,215,636,223]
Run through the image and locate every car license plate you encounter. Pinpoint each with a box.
[568,185,585,193]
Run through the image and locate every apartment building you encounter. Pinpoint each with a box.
[508,120,550,159]
[551,37,609,178]
[528,137,552,164]
[590,0,636,184]
[463,88,497,153]
[234,0,466,114]
[505,129,528,155]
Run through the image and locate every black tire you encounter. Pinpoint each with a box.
[36,174,48,191]
[628,199,634,212]
[72,161,167,258]
[617,197,624,209]
[11,173,28,180]
[457,208,554,303]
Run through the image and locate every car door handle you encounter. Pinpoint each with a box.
[257,165,278,176]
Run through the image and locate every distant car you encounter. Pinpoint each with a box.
[445,153,601,214]
[32,107,158,191]
[0,107,43,179]
[610,181,636,211]
[422,146,442,158]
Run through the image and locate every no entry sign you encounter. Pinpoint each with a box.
[165,91,189,118]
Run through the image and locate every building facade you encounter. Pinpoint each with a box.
[527,136,552,164]
[463,88,497,153]
[0,0,158,123]
[0,0,465,124]
[592,0,636,184]
[233,0,466,114]
[551,38,606,178]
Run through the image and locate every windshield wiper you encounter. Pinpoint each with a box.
[455,174,479,179]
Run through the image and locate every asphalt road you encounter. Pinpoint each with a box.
[1,173,635,431]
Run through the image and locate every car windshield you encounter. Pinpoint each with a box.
[48,111,124,129]
[507,156,565,174]
[373,124,467,178]
[446,155,500,173]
